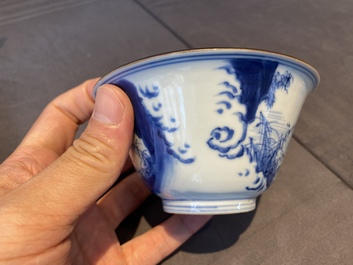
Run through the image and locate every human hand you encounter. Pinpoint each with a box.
[0,79,212,265]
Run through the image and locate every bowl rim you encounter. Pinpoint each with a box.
[94,47,320,94]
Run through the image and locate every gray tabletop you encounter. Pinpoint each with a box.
[1,1,353,264]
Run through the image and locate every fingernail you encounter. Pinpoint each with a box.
[92,86,125,124]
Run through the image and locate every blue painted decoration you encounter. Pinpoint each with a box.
[113,58,294,193]
[207,59,294,190]
[114,79,195,192]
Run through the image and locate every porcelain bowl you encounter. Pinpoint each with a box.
[93,48,319,214]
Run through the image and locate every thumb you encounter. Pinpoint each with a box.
[2,84,134,221]
[59,84,135,206]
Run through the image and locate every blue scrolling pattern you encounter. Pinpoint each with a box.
[116,79,195,192]
[207,59,294,190]
[137,84,195,164]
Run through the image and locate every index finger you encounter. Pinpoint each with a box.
[19,78,99,157]
[0,79,100,196]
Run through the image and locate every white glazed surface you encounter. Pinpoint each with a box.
[94,49,319,214]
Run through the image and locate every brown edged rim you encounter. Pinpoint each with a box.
[94,47,320,92]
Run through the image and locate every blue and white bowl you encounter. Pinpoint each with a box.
[94,48,319,214]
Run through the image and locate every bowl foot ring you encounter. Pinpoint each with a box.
[162,198,256,214]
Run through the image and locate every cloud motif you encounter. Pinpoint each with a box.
[207,60,295,191]
[137,82,195,164]
[207,118,246,155]
[207,127,235,152]
[139,85,159,98]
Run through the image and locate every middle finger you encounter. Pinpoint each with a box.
[97,172,151,229]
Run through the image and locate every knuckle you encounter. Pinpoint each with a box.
[65,133,117,174]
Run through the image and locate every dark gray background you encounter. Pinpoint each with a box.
[1,1,352,264]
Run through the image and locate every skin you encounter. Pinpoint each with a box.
[0,78,212,265]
